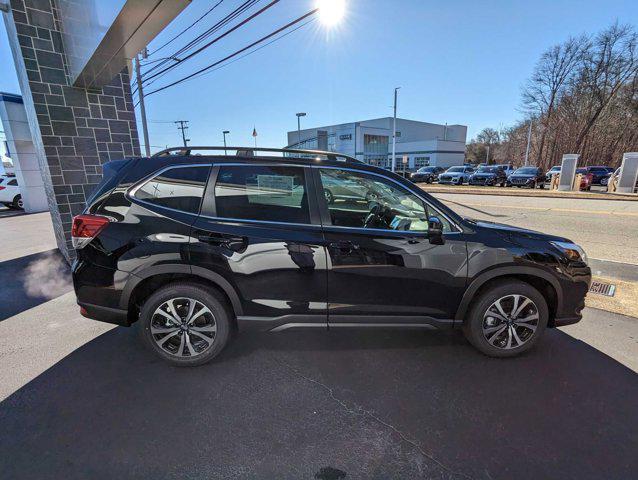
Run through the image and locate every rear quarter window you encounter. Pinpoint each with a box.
[134,165,210,214]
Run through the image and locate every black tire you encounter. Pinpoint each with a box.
[12,194,23,209]
[539,183,545,189]
[530,181,536,189]
[139,282,232,366]
[462,280,548,358]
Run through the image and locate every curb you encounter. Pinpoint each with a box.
[418,184,637,201]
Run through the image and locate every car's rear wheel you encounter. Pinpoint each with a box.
[463,280,548,357]
[139,283,232,366]
[12,195,23,209]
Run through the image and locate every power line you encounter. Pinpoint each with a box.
[189,17,316,84]
[145,8,318,98]
[143,0,278,85]
[142,0,261,81]
[148,0,225,57]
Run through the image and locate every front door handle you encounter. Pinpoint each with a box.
[328,240,358,254]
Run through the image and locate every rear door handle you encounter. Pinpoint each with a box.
[197,233,247,251]
[328,240,358,254]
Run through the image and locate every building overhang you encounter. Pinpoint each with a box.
[58,0,191,89]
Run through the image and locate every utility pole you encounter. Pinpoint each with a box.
[486,144,490,165]
[222,130,229,155]
[524,119,533,166]
[135,51,150,157]
[296,112,306,146]
[175,120,189,147]
[391,87,400,172]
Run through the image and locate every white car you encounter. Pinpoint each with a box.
[0,175,23,209]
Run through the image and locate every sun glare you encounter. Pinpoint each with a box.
[317,0,346,27]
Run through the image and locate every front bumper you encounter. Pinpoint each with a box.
[469,177,496,185]
[438,177,460,184]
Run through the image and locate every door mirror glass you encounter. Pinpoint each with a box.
[427,216,445,245]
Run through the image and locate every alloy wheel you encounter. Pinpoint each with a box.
[482,294,539,350]
[150,297,216,358]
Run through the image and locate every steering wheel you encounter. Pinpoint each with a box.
[364,203,392,229]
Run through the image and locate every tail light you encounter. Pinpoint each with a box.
[71,214,109,249]
[0,186,5,190]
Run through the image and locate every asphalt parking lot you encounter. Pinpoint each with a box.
[1,206,637,479]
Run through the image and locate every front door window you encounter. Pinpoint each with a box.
[318,168,451,232]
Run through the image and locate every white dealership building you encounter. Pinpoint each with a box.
[286,117,467,170]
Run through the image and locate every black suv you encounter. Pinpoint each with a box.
[507,167,546,188]
[468,166,508,187]
[410,166,445,183]
[72,147,590,366]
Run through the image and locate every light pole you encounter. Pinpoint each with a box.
[296,112,306,146]
[391,87,400,172]
[135,52,150,157]
[223,130,229,155]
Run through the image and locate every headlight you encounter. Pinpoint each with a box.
[551,241,588,264]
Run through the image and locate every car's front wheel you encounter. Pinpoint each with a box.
[463,280,548,357]
[139,283,232,366]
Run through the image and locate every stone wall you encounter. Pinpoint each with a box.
[4,0,141,261]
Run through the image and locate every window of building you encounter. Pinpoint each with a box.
[215,165,310,224]
[414,156,430,168]
[319,168,453,232]
[363,134,389,155]
[134,165,210,214]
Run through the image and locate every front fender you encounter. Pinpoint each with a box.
[454,265,563,322]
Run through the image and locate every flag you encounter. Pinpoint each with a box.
[252,127,257,137]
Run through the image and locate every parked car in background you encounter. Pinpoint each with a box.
[578,166,614,185]
[410,166,445,183]
[0,175,22,209]
[605,167,638,192]
[507,167,546,189]
[468,165,507,186]
[496,164,515,176]
[545,165,561,183]
[72,146,591,365]
[438,165,475,185]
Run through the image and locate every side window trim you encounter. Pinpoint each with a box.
[312,165,461,233]
[127,164,212,216]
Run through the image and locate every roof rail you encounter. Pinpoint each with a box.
[151,146,360,163]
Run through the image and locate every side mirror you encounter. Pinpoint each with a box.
[427,216,445,245]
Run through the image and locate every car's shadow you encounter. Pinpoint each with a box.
[1,324,636,480]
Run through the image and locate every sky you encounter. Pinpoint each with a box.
[1,0,637,153]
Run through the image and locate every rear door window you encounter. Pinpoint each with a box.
[134,165,210,214]
[214,165,310,224]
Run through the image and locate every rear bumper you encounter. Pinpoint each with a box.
[79,301,130,326]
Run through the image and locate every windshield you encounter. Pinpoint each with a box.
[514,167,537,174]
[447,167,464,173]
[477,166,499,173]
[417,167,435,173]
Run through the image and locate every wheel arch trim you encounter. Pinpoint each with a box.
[455,266,563,322]
[120,264,243,316]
